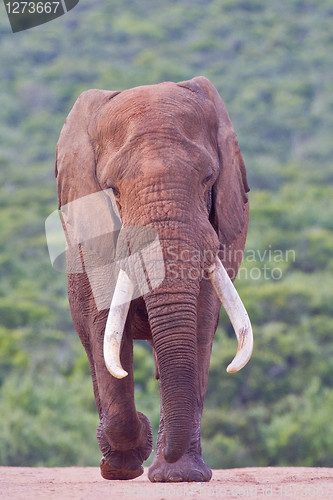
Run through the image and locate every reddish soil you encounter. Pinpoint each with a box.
[0,467,332,499]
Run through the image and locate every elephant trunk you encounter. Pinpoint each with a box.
[145,285,198,464]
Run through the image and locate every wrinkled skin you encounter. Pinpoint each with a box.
[56,77,249,482]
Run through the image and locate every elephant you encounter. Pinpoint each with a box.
[55,76,253,482]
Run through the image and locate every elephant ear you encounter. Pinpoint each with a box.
[55,89,122,278]
[191,76,250,280]
[55,89,120,208]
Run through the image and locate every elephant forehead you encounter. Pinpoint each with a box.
[97,132,218,187]
[92,83,218,151]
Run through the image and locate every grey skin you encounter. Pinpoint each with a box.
[55,76,250,482]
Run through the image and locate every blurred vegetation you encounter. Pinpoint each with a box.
[0,0,332,468]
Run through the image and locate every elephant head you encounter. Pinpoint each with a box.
[55,76,252,477]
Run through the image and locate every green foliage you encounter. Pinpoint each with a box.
[0,374,99,466]
[0,0,332,468]
[0,327,29,385]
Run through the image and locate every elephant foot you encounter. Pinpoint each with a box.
[98,412,153,481]
[100,455,144,480]
[148,452,212,483]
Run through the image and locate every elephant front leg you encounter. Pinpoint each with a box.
[98,411,152,480]
[93,323,153,480]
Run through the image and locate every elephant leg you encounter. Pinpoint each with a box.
[67,274,152,480]
[148,280,219,482]
[92,315,153,479]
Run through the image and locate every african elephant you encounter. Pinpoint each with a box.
[55,76,253,482]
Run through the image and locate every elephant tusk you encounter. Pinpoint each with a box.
[207,257,253,373]
[104,269,135,379]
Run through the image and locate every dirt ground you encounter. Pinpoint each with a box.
[0,467,332,500]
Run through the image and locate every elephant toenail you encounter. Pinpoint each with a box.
[167,472,183,482]
[188,470,204,482]
[151,473,164,482]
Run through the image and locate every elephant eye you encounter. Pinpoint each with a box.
[204,173,213,183]
[105,178,120,196]
[111,187,120,197]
